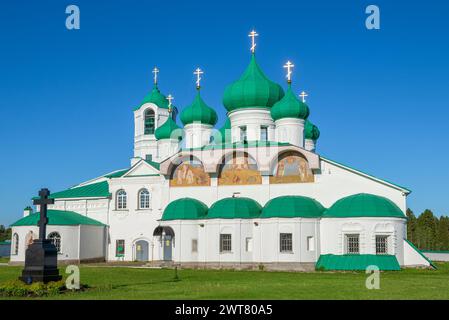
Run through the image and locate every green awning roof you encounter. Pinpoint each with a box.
[316,254,401,271]
[208,197,262,219]
[33,181,111,200]
[11,210,105,227]
[161,198,208,221]
[261,196,325,218]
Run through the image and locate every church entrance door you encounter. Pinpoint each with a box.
[135,240,149,261]
[163,235,172,261]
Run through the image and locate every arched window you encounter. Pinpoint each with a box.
[144,109,155,135]
[116,190,127,210]
[139,189,150,209]
[48,232,61,253]
[12,233,19,255]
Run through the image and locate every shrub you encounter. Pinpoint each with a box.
[0,279,67,297]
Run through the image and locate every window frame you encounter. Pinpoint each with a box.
[375,235,389,255]
[260,126,268,141]
[307,236,315,251]
[48,232,62,253]
[116,239,125,257]
[138,189,151,210]
[219,234,232,253]
[116,189,127,210]
[12,233,19,255]
[345,234,360,255]
[144,109,156,135]
[191,239,198,253]
[240,126,247,142]
[279,233,293,253]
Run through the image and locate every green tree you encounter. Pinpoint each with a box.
[416,209,437,250]
[406,208,417,243]
[0,225,12,242]
[436,216,449,250]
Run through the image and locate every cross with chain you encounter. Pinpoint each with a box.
[32,189,55,241]
[284,60,294,83]
[299,91,308,103]
[194,68,204,89]
[167,94,174,113]
[152,67,159,85]
[248,29,259,53]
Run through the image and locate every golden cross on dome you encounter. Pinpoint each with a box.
[194,68,204,89]
[167,94,174,113]
[284,61,294,83]
[152,67,159,85]
[248,29,258,53]
[299,91,308,103]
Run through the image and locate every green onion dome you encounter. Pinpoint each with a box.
[304,120,320,141]
[161,198,208,220]
[323,193,405,219]
[207,197,262,219]
[261,196,325,218]
[223,54,285,112]
[136,84,169,110]
[271,84,310,121]
[180,91,218,126]
[155,115,183,140]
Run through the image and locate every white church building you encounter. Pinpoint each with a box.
[9,31,433,271]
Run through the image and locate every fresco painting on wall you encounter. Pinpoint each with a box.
[170,157,210,187]
[218,153,262,185]
[270,152,314,184]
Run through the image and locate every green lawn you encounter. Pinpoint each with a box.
[0,257,9,263]
[1,263,449,299]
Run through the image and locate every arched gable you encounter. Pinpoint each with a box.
[169,155,210,187]
[218,151,262,185]
[269,150,314,184]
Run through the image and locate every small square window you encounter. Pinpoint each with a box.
[260,126,268,141]
[240,126,247,142]
[280,233,293,252]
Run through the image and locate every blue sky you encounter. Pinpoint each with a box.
[0,0,448,225]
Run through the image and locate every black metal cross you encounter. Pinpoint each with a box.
[32,189,55,241]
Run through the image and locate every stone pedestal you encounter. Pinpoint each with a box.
[19,239,62,284]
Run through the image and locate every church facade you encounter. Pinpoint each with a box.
[9,32,432,270]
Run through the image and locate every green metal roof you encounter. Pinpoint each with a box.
[11,210,105,227]
[180,91,218,126]
[404,239,436,269]
[261,196,325,218]
[208,197,262,219]
[104,169,129,178]
[33,181,111,200]
[304,119,320,141]
[134,84,169,111]
[182,140,290,151]
[323,193,406,219]
[271,84,310,121]
[161,198,208,221]
[223,54,284,112]
[155,116,183,140]
[320,157,411,193]
[316,254,401,271]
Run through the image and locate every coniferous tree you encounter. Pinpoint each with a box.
[406,209,417,243]
[416,209,437,250]
[436,216,449,250]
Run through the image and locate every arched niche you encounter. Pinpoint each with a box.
[169,155,210,187]
[269,150,314,184]
[218,151,262,186]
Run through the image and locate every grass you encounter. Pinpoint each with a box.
[0,257,9,263]
[1,263,449,300]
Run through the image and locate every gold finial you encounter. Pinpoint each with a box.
[283,60,294,84]
[167,94,174,113]
[194,68,204,90]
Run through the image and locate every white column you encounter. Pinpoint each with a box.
[305,139,316,152]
